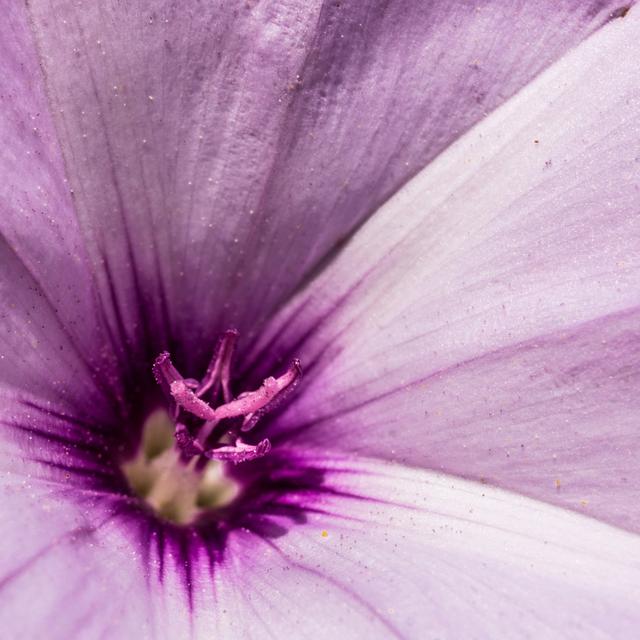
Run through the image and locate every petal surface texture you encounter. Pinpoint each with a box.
[2,2,640,639]
[2,454,640,639]
[258,8,640,533]
[0,3,118,416]
[18,0,633,364]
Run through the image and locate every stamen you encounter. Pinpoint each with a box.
[172,415,270,464]
[170,360,301,426]
[196,329,238,401]
[204,438,271,464]
[214,359,301,421]
[151,331,301,468]
[152,351,184,414]
[174,422,205,457]
[170,380,217,420]
[241,359,301,432]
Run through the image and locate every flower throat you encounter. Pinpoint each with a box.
[122,329,301,524]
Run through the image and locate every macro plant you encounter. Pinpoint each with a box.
[1,1,640,638]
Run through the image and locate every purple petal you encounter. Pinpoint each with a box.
[18,1,630,363]
[3,453,640,637]
[0,5,118,418]
[255,11,640,531]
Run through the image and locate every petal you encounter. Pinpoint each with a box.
[0,5,118,413]
[220,453,640,638]
[4,453,640,638]
[0,478,153,638]
[254,10,640,530]
[21,1,631,364]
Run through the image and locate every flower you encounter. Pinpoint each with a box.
[2,1,640,638]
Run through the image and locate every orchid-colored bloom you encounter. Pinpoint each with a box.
[2,1,640,638]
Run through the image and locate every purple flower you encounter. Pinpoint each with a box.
[2,1,640,637]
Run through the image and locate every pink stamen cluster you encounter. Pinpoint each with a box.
[152,330,301,464]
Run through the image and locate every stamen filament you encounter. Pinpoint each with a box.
[196,329,238,401]
[170,380,217,420]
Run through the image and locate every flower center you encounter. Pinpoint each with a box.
[122,409,239,524]
[122,329,301,525]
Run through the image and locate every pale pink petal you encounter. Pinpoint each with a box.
[4,453,639,638]
[255,9,640,531]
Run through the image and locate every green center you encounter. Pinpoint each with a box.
[122,410,239,524]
